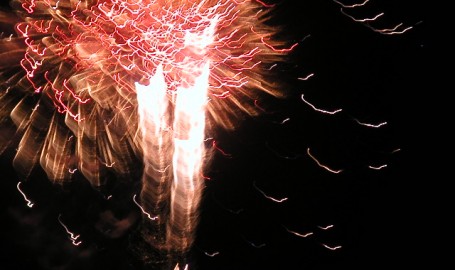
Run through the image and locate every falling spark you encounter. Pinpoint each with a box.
[58,214,82,246]
[212,141,232,157]
[280,118,291,124]
[244,238,266,248]
[321,243,342,250]
[204,251,220,257]
[301,94,343,115]
[253,181,288,203]
[16,182,34,208]
[282,225,313,238]
[68,168,77,174]
[307,148,343,174]
[340,9,385,22]
[367,24,414,35]
[391,148,402,154]
[133,194,158,221]
[318,224,335,230]
[368,164,388,170]
[354,119,388,128]
[298,73,315,81]
[268,63,278,70]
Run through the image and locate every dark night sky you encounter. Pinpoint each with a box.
[1,0,430,269]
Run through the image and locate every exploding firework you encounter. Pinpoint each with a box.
[0,0,293,266]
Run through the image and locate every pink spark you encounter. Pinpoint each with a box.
[253,181,288,203]
[133,194,158,220]
[58,214,82,246]
[283,225,313,238]
[354,119,387,128]
[212,141,232,157]
[16,182,34,208]
[301,94,342,115]
[368,164,387,170]
[298,73,315,81]
[307,148,343,174]
[321,243,342,250]
[318,224,334,230]
[261,37,298,53]
[68,168,77,174]
[252,0,275,8]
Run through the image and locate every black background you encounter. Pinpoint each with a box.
[1,0,430,269]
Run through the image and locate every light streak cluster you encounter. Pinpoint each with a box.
[333,0,414,35]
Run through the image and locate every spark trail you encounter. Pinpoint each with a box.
[58,214,82,246]
[307,148,343,174]
[16,182,34,208]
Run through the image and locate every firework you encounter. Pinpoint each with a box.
[0,0,292,265]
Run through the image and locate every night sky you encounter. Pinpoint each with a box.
[1,0,429,269]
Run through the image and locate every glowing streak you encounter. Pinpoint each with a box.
[244,238,266,248]
[253,181,288,203]
[354,119,387,128]
[368,164,387,170]
[57,214,82,246]
[16,182,34,208]
[204,251,220,257]
[268,63,278,70]
[318,224,334,230]
[261,37,298,52]
[340,9,384,22]
[333,0,370,8]
[322,243,342,250]
[283,225,313,238]
[391,148,401,154]
[307,148,343,174]
[254,0,275,8]
[102,161,115,168]
[301,94,342,115]
[367,24,413,35]
[212,141,232,157]
[280,118,290,124]
[298,73,315,81]
[133,194,158,221]
[68,168,77,174]
[169,61,211,252]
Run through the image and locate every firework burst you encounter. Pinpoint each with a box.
[0,0,293,265]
